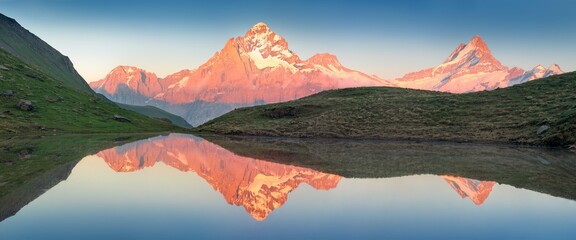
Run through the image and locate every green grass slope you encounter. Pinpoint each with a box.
[0,13,92,93]
[116,103,194,129]
[0,49,181,134]
[197,72,576,147]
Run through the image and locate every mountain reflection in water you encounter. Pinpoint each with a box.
[96,134,341,220]
[2,133,576,240]
[94,134,496,220]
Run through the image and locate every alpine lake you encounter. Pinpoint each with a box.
[1,133,575,239]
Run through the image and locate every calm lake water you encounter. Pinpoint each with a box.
[1,133,575,239]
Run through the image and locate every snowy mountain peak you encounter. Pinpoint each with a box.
[308,53,343,71]
[236,23,300,72]
[89,65,161,99]
[533,64,546,72]
[242,22,285,51]
[444,35,492,64]
[113,65,140,74]
[249,22,270,32]
[468,35,489,52]
[548,64,563,73]
[106,65,150,77]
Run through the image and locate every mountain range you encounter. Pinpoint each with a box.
[90,23,393,126]
[91,23,563,126]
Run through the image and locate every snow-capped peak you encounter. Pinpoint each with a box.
[237,22,300,72]
[533,64,546,72]
[468,35,489,52]
[109,65,143,75]
[242,22,286,53]
[250,22,270,32]
[308,53,344,71]
[444,35,491,64]
[548,64,563,73]
[526,64,564,80]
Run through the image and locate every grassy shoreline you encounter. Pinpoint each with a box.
[203,134,576,201]
[196,72,576,147]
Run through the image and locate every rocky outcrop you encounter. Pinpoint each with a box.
[16,99,33,111]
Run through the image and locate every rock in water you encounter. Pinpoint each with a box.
[113,115,131,122]
[536,125,550,135]
[17,99,33,111]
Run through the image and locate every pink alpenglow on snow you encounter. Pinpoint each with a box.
[396,35,564,93]
[91,22,391,105]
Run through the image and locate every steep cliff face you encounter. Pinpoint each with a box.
[96,134,342,220]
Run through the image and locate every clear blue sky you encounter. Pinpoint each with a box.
[2,0,575,82]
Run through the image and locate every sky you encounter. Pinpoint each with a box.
[1,0,575,82]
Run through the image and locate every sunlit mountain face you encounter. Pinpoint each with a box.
[90,23,389,126]
[94,134,496,220]
[90,24,563,126]
[96,134,342,221]
[396,36,564,93]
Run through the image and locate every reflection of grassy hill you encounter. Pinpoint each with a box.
[116,103,193,129]
[204,135,576,201]
[0,49,181,134]
[0,134,160,221]
[198,72,576,147]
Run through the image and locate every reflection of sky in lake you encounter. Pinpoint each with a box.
[1,154,575,240]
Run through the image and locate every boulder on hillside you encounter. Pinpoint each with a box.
[17,99,33,111]
[1,90,14,97]
[113,115,131,122]
[536,125,550,135]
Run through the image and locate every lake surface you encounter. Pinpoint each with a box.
[1,133,576,239]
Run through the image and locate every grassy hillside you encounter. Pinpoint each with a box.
[0,13,92,93]
[197,72,576,147]
[0,49,181,134]
[116,103,193,129]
